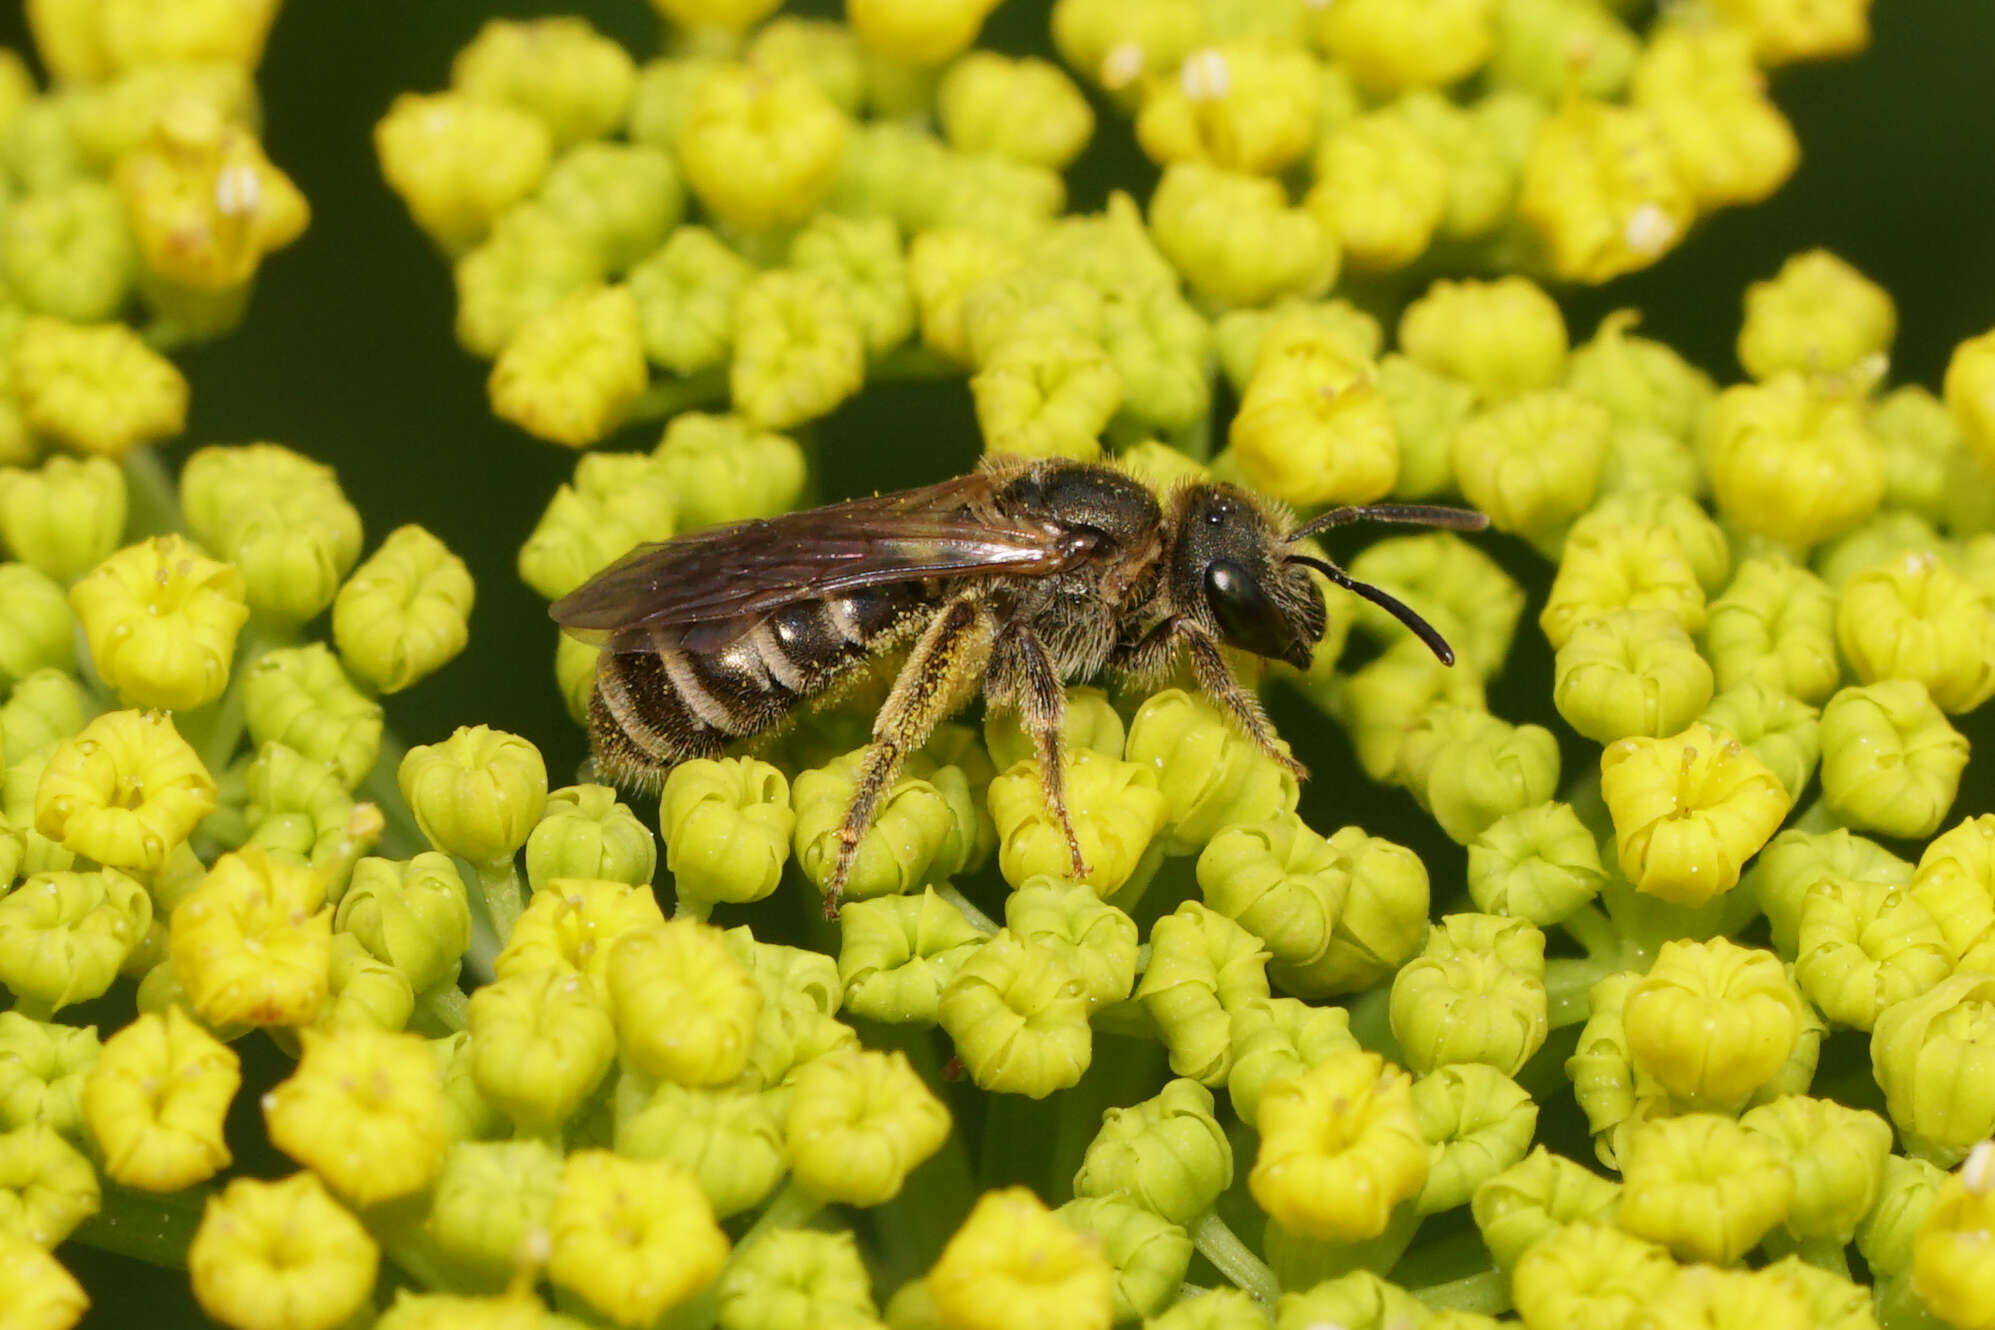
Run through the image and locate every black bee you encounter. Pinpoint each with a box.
[551,457,1485,904]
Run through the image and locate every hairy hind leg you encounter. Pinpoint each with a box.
[828,595,994,912]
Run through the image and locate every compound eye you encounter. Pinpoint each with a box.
[1204,559,1302,664]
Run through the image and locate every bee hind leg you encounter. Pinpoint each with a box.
[990,624,1089,882]
[828,595,995,915]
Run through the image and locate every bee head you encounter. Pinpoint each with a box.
[1170,485,1327,671]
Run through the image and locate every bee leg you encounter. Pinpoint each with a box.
[991,625,1089,881]
[1179,624,1310,781]
[829,595,995,915]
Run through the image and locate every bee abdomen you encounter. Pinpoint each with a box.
[587,588,927,787]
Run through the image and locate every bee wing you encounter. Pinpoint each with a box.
[550,476,1091,650]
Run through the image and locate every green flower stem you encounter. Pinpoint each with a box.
[1560,903,1623,962]
[737,1178,828,1252]
[672,890,712,922]
[861,1024,978,1287]
[1794,1234,1853,1277]
[937,882,999,935]
[627,367,730,424]
[658,1284,720,1330]
[1545,955,1619,1029]
[362,729,427,861]
[1874,1271,1945,1330]
[1190,1210,1281,1306]
[474,858,525,943]
[1389,1223,1492,1289]
[123,446,184,540]
[416,980,470,1033]
[1411,1268,1512,1317]
[72,1182,209,1270]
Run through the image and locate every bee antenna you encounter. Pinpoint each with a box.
[1288,503,1490,543]
[1288,554,1459,667]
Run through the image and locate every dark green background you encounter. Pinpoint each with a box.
[6,1,1995,1323]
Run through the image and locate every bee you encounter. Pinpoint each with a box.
[551,457,1486,906]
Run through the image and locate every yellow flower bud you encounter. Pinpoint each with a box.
[114,99,308,292]
[988,749,1166,897]
[1704,557,1841,703]
[787,1048,951,1205]
[1617,1113,1795,1264]
[1251,1049,1429,1241]
[1835,550,1995,713]
[3,180,136,325]
[0,1229,86,1330]
[940,931,1094,1096]
[607,920,761,1087]
[1632,23,1798,212]
[169,848,331,1030]
[264,1024,446,1207]
[332,524,475,695]
[677,65,847,233]
[848,0,1002,66]
[1736,249,1895,383]
[180,443,364,628]
[91,0,278,73]
[1400,275,1568,403]
[1510,1223,1677,1330]
[1148,162,1338,310]
[1553,610,1715,744]
[1309,0,1499,96]
[1624,937,1804,1109]
[647,0,780,29]
[451,17,636,150]
[929,1187,1114,1330]
[1517,99,1693,284]
[1911,1141,1995,1330]
[1943,326,1995,478]
[0,1122,98,1248]
[626,226,750,377]
[1229,327,1396,506]
[907,228,1022,365]
[469,968,614,1134]
[939,52,1094,170]
[488,285,647,449]
[1540,523,1710,651]
[1305,111,1450,273]
[0,867,150,1012]
[456,205,591,354]
[83,1006,236,1193]
[1600,722,1793,905]
[189,1173,378,1330]
[374,92,551,256]
[11,317,187,457]
[732,268,867,432]
[1451,390,1611,550]
[36,710,215,876]
[1136,44,1320,176]
[1819,682,1970,841]
[1707,373,1885,548]
[549,1150,729,1327]
[70,534,247,711]
[1709,0,1870,66]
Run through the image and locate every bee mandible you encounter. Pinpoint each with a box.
[551,457,1487,909]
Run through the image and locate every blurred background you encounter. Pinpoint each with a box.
[4,1,1995,1320]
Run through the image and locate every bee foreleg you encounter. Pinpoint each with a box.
[828,595,995,915]
[990,625,1089,881]
[1179,624,1310,781]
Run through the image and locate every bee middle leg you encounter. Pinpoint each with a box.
[988,624,1088,880]
[830,595,995,912]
